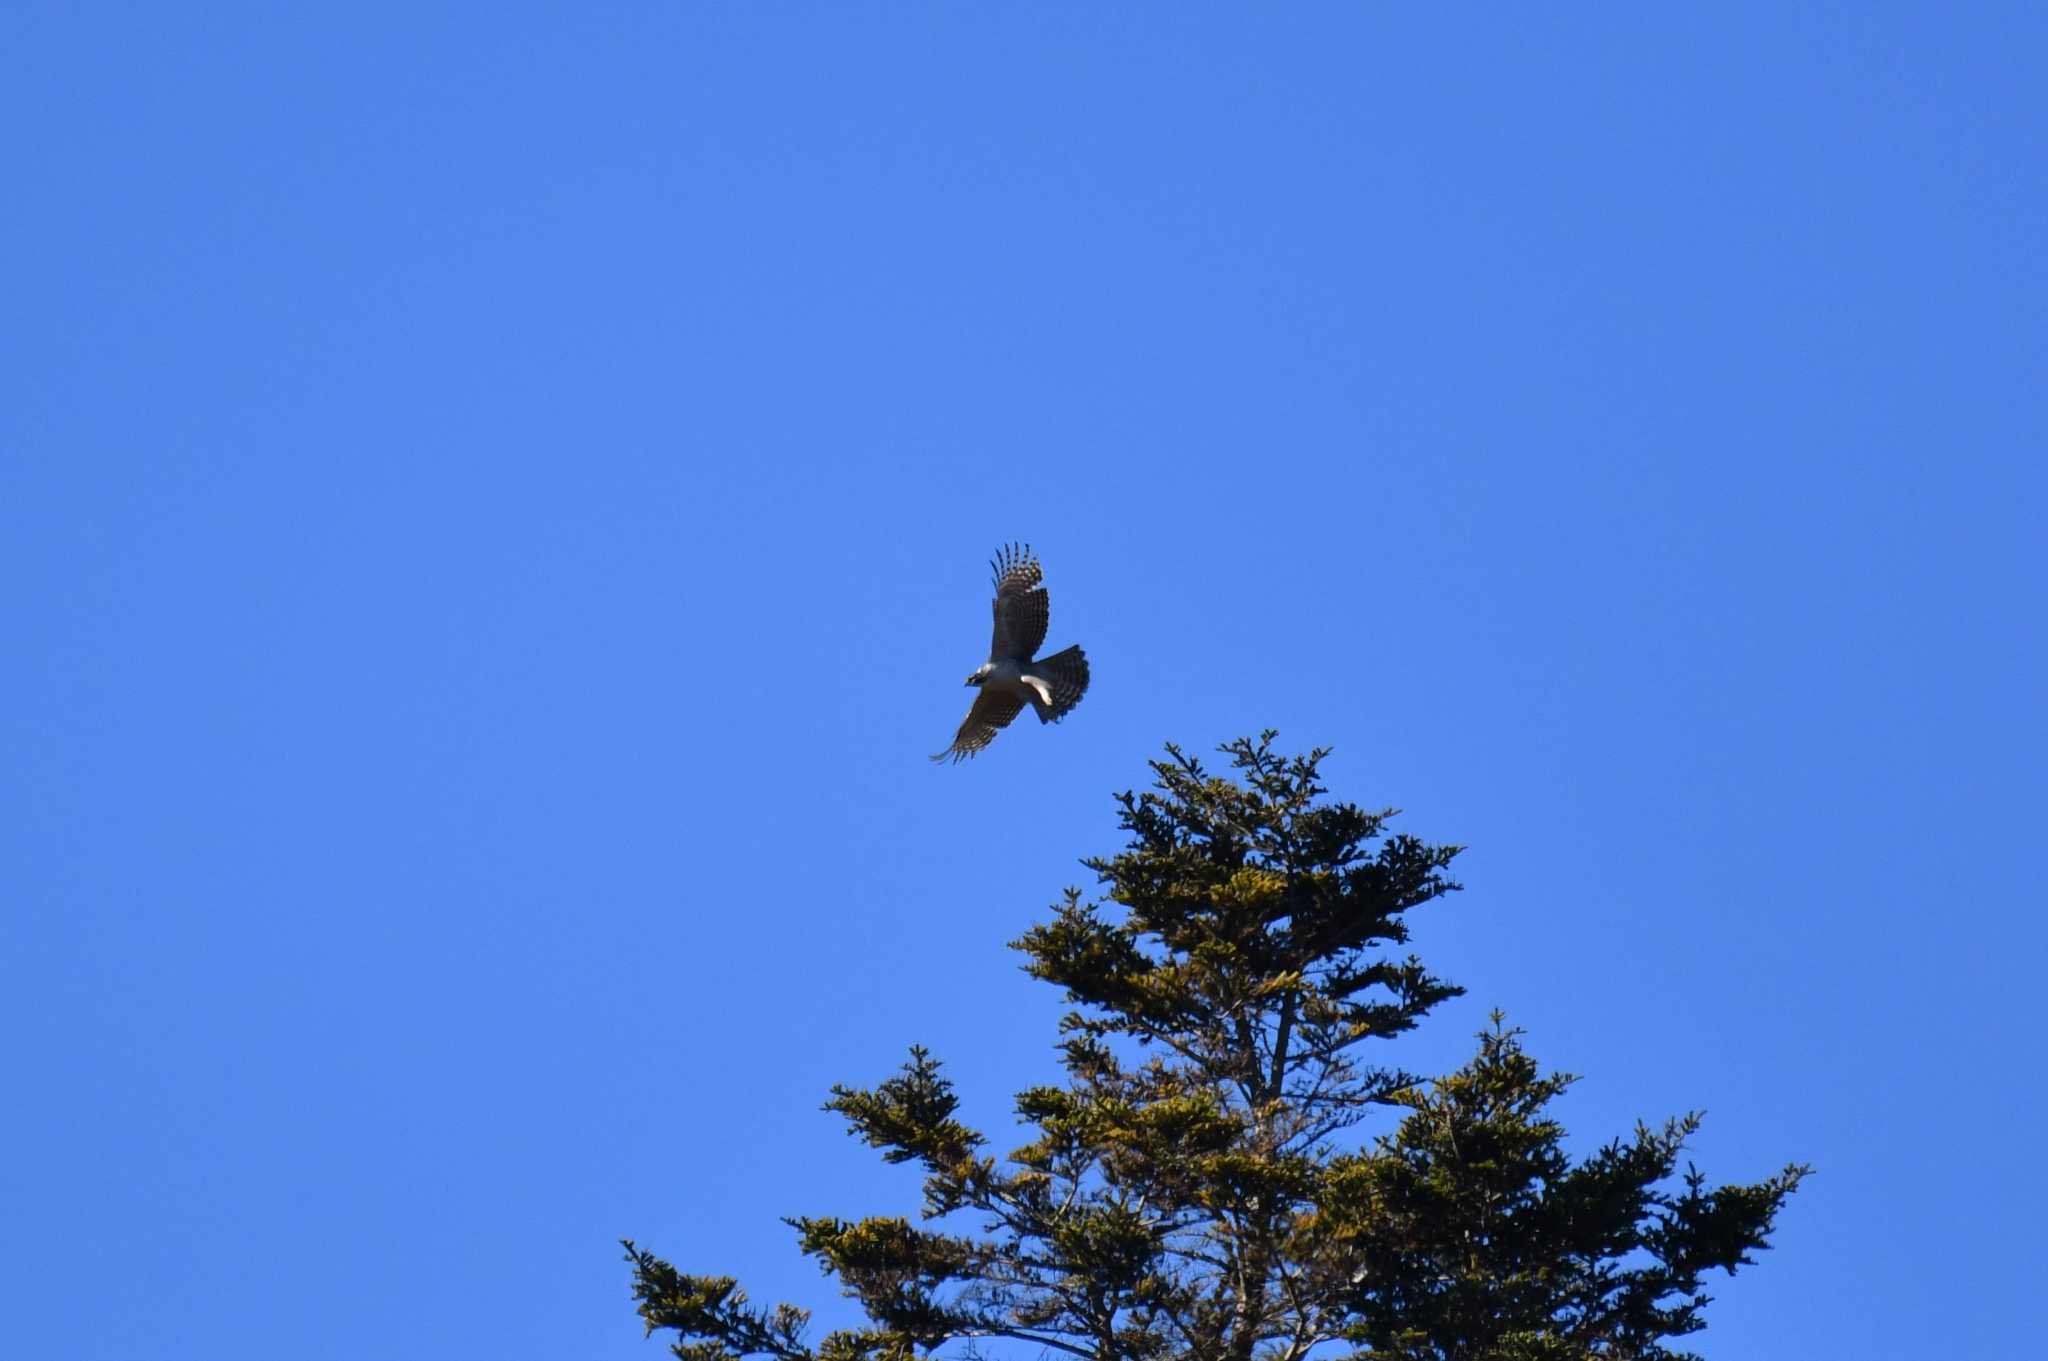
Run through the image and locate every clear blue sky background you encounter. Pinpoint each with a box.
[5,5,2042,1358]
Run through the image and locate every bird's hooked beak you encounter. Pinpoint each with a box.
[964,673,981,686]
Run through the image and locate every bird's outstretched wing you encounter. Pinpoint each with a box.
[931,687,1028,763]
[988,542,1050,661]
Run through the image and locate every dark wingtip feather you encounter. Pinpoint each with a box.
[989,540,1045,590]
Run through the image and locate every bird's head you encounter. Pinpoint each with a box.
[966,663,992,687]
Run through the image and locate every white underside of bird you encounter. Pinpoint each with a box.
[980,658,1062,721]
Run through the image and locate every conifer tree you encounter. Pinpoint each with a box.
[625,735,1805,1361]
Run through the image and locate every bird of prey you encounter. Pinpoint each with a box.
[932,543,1090,763]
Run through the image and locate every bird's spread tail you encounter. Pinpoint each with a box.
[1029,645,1089,723]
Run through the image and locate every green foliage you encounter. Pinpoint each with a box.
[1318,1017,1808,1360]
[623,1243,811,1361]
[625,735,1806,1361]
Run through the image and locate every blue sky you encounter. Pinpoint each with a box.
[4,5,2042,1357]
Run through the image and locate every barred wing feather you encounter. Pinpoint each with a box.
[988,542,1050,661]
[931,688,1028,763]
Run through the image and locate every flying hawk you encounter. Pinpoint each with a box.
[932,543,1090,763]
